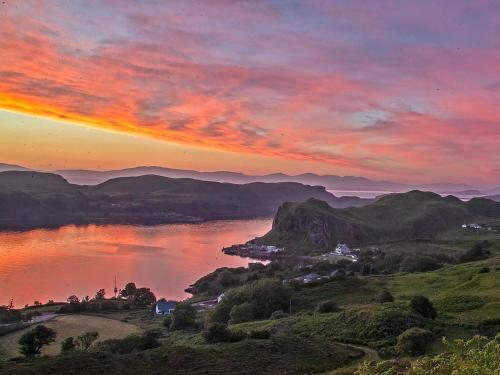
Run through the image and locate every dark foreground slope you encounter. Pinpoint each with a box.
[259,190,500,251]
[0,171,369,231]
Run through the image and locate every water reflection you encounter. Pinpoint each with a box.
[0,219,272,307]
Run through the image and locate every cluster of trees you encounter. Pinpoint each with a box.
[208,278,292,325]
[61,331,99,353]
[459,241,492,263]
[58,282,156,313]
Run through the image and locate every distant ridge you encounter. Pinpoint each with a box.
[0,171,370,231]
[2,162,497,195]
[0,163,31,172]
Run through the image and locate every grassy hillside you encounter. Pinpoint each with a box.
[259,191,500,252]
[0,171,369,231]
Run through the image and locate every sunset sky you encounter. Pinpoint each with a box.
[1,1,500,185]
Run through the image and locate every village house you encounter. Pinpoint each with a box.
[155,300,176,315]
[335,243,351,255]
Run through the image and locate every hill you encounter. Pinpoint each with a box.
[0,171,370,231]
[258,190,500,251]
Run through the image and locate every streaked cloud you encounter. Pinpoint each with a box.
[1,0,500,183]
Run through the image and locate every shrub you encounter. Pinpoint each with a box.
[400,256,442,273]
[229,302,255,324]
[410,296,437,320]
[170,303,197,330]
[396,327,434,356]
[459,242,490,263]
[478,267,490,273]
[97,332,160,354]
[247,329,271,339]
[316,300,340,313]
[60,337,76,353]
[162,315,173,328]
[270,310,288,320]
[375,290,394,303]
[203,323,233,343]
[75,331,99,351]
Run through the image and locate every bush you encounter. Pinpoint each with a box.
[270,310,288,320]
[316,300,340,314]
[478,267,490,273]
[247,329,271,339]
[170,303,197,330]
[60,337,76,353]
[203,323,239,343]
[162,315,173,328]
[396,327,434,356]
[400,256,442,273]
[229,303,255,324]
[375,290,394,303]
[410,295,437,320]
[459,242,490,263]
[97,332,160,354]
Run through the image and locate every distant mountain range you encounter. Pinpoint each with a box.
[0,171,369,231]
[258,190,500,252]
[2,162,500,197]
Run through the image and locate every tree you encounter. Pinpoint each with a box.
[410,295,437,319]
[229,302,255,324]
[95,289,106,299]
[375,290,394,303]
[18,325,57,358]
[170,303,197,330]
[397,327,434,356]
[33,301,42,306]
[75,331,99,351]
[120,282,137,298]
[67,295,80,304]
[60,337,76,353]
[133,287,156,306]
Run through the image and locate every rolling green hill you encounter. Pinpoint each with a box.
[259,191,500,251]
[0,171,369,231]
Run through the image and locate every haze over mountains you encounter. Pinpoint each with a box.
[2,163,500,197]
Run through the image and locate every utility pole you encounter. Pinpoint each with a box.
[114,275,118,298]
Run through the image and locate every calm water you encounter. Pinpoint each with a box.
[0,219,272,307]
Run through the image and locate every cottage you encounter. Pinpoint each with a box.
[335,243,351,255]
[155,300,176,315]
[303,273,322,283]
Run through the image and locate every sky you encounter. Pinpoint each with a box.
[1,1,500,185]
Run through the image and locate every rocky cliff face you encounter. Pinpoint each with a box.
[268,199,362,250]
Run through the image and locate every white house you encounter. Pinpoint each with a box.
[335,243,351,255]
[217,293,225,303]
[155,300,176,315]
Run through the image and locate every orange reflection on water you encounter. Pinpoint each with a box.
[0,220,272,307]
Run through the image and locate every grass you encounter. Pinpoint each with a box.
[0,315,142,358]
[1,336,364,375]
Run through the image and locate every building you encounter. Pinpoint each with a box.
[303,273,322,283]
[462,223,482,230]
[335,243,351,255]
[217,293,225,303]
[155,300,176,315]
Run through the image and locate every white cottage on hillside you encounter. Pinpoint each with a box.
[335,243,351,255]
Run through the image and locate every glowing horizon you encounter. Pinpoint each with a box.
[2,1,500,185]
